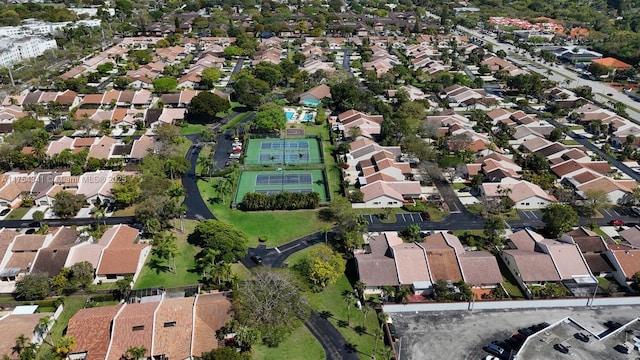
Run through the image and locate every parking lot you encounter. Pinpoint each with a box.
[391,306,637,360]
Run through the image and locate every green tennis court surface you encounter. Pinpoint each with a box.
[234,169,329,204]
[244,138,322,165]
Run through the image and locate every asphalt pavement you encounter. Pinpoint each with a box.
[305,312,361,360]
[182,143,217,220]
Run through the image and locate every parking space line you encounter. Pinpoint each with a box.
[613,210,621,217]
[400,214,406,222]
[521,211,530,219]
[410,213,416,222]
[602,209,612,217]
[530,211,538,219]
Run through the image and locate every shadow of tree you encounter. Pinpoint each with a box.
[337,320,349,328]
[319,310,333,319]
[354,325,367,335]
[147,257,170,274]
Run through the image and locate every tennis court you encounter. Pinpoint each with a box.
[234,169,329,204]
[244,138,322,165]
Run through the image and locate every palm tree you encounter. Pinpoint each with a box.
[125,345,147,360]
[92,207,107,226]
[214,177,232,204]
[362,304,372,328]
[354,280,366,300]
[198,248,220,284]
[53,335,76,357]
[342,292,356,325]
[321,225,331,244]
[14,334,28,354]
[35,316,51,343]
[197,155,211,179]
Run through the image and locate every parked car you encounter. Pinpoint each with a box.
[574,333,589,342]
[458,186,471,192]
[518,328,535,337]
[554,343,570,354]
[487,343,505,357]
[631,206,640,217]
[532,322,551,331]
[610,219,625,227]
[250,255,263,265]
[0,208,10,216]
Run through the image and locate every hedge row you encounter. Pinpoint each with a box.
[241,191,320,210]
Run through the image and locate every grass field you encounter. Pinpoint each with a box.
[134,220,201,289]
[244,138,323,166]
[306,275,384,359]
[180,123,208,135]
[234,169,329,205]
[253,325,325,360]
[37,296,88,360]
[221,112,250,131]
[7,207,29,220]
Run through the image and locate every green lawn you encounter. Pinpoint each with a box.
[220,112,249,131]
[198,179,331,247]
[284,244,321,268]
[306,275,384,360]
[180,123,208,135]
[7,207,29,220]
[452,229,485,237]
[253,325,325,360]
[37,296,88,359]
[134,220,201,289]
[496,258,526,300]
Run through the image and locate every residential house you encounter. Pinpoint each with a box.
[357,180,421,208]
[298,84,331,106]
[466,153,522,181]
[561,227,615,278]
[481,177,557,209]
[30,227,79,277]
[67,293,232,360]
[335,109,384,139]
[0,308,54,358]
[606,244,640,288]
[95,224,149,282]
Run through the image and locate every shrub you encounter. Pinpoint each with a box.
[241,192,320,211]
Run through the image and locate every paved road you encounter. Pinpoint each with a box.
[306,312,360,360]
[544,117,640,182]
[212,112,255,170]
[434,179,466,214]
[183,143,217,220]
[454,24,640,122]
[0,216,136,228]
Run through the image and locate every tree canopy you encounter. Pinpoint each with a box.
[14,272,50,300]
[188,220,249,263]
[296,244,346,291]
[234,268,310,346]
[186,92,230,123]
[542,203,578,238]
[152,77,178,93]
[53,191,86,219]
[251,103,286,133]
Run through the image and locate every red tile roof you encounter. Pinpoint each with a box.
[153,297,196,358]
[192,293,233,355]
[107,302,158,360]
[68,305,122,360]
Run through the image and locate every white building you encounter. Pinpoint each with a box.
[0,37,57,67]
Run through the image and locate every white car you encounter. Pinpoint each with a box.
[485,356,499,360]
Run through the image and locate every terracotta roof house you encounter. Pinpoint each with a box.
[95,224,149,282]
[458,252,503,287]
[191,293,234,355]
[299,84,332,106]
[422,232,463,283]
[481,178,556,209]
[606,244,640,287]
[107,301,158,359]
[592,57,633,69]
[67,305,122,360]
[575,176,635,205]
[153,297,196,358]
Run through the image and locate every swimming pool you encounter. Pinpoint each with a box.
[303,113,314,121]
[286,111,295,120]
